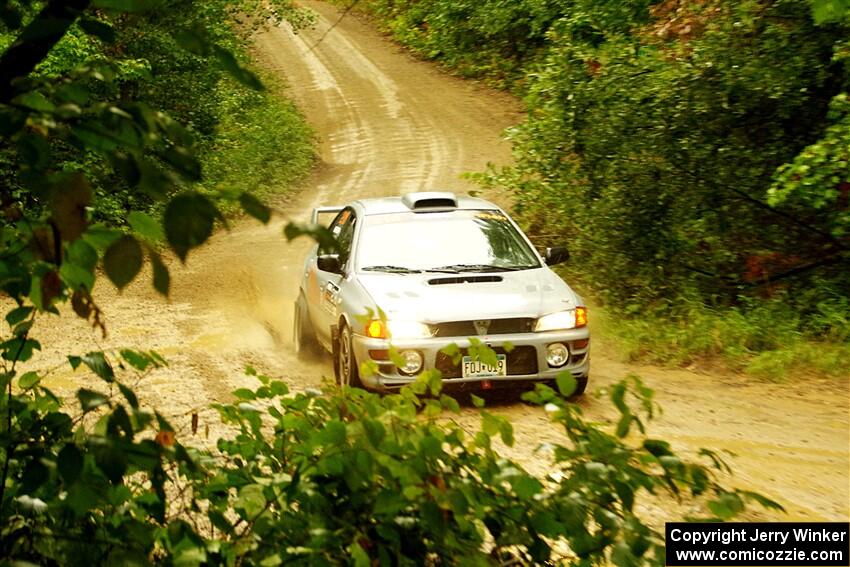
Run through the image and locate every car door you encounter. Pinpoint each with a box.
[310,208,357,344]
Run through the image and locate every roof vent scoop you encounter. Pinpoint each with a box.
[402,191,458,212]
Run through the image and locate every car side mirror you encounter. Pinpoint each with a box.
[545,246,570,266]
[317,254,343,274]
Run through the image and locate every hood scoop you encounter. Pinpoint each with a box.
[428,275,503,285]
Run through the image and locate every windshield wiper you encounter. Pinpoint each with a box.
[361,265,422,274]
[427,263,535,273]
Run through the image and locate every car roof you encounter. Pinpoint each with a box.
[351,193,501,216]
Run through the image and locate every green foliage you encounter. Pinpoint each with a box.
[0,327,780,563]
[597,295,850,379]
[359,0,850,361]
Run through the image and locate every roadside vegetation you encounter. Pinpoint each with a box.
[354,0,850,378]
[0,0,783,564]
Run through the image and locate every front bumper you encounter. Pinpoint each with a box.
[352,328,590,391]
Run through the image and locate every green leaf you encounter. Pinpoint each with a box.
[82,224,122,250]
[78,388,110,411]
[236,484,266,517]
[94,443,128,484]
[58,444,84,485]
[214,45,264,91]
[510,474,543,500]
[164,192,219,261]
[6,306,33,327]
[128,211,164,243]
[150,250,170,296]
[104,235,143,289]
[556,373,577,397]
[120,349,150,371]
[13,91,55,112]
[18,371,40,389]
[470,394,485,408]
[163,146,201,181]
[349,543,370,567]
[319,420,347,445]
[812,0,850,24]
[118,382,139,409]
[239,192,271,224]
[81,351,115,382]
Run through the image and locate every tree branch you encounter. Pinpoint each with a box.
[0,0,91,104]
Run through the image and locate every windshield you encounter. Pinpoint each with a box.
[355,210,541,273]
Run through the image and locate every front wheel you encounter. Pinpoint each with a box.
[572,374,588,398]
[335,324,361,387]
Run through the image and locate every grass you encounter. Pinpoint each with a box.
[198,72,314,213]
[593,296,850,381]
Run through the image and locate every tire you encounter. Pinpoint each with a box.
[293,293,319,359]
[336,324,361,387]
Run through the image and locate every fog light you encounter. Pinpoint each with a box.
[546,343,569,367]
[398,350,424,375]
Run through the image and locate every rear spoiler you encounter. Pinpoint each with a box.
[311,206,344,225]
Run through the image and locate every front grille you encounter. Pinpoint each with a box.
[435,345,538,379]
[431,318,534,337]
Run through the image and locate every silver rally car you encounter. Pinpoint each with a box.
[294,191,590,395]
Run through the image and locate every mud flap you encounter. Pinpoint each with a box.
[331,324,340,381]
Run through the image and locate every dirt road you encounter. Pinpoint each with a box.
[32,1,848,523]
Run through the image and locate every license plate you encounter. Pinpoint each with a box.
[462,355,507,378]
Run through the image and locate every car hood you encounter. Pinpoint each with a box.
[357,268,581,322]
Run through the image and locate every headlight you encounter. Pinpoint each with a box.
[534,307,588,332]
[366,319,432,339]
[388,320,432,339]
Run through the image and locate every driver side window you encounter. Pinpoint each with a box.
[322,208,357,266]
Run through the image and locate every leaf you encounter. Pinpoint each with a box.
[82,224,122,250]
[13,91,54,112]
[470,394,485,408]
[239,192,271,224]
[150,250,170,296]
[510,474,543,500]
[319,420,347,445]
[81,351,114,382]
[128,211,164,243]
[556,373,577,397]
[120,349,150,371]
[1,337,40,362]
[50,173,92,241]
[6,306,33,327]
[104,235,143,289]
[236,484,266,517]
[18,371,41,389]
[79,17,116,42]
[164,192,219,261]
[78,388,110,411]
[118,382,139,409]
[58,444,84,485]
[163,146,201,181]
[812,0,850,24]
[213,45,264,91]
[94,443,128,484]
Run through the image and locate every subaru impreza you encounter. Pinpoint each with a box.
[294,192,590,395]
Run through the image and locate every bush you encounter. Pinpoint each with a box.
[0,329,781,564]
